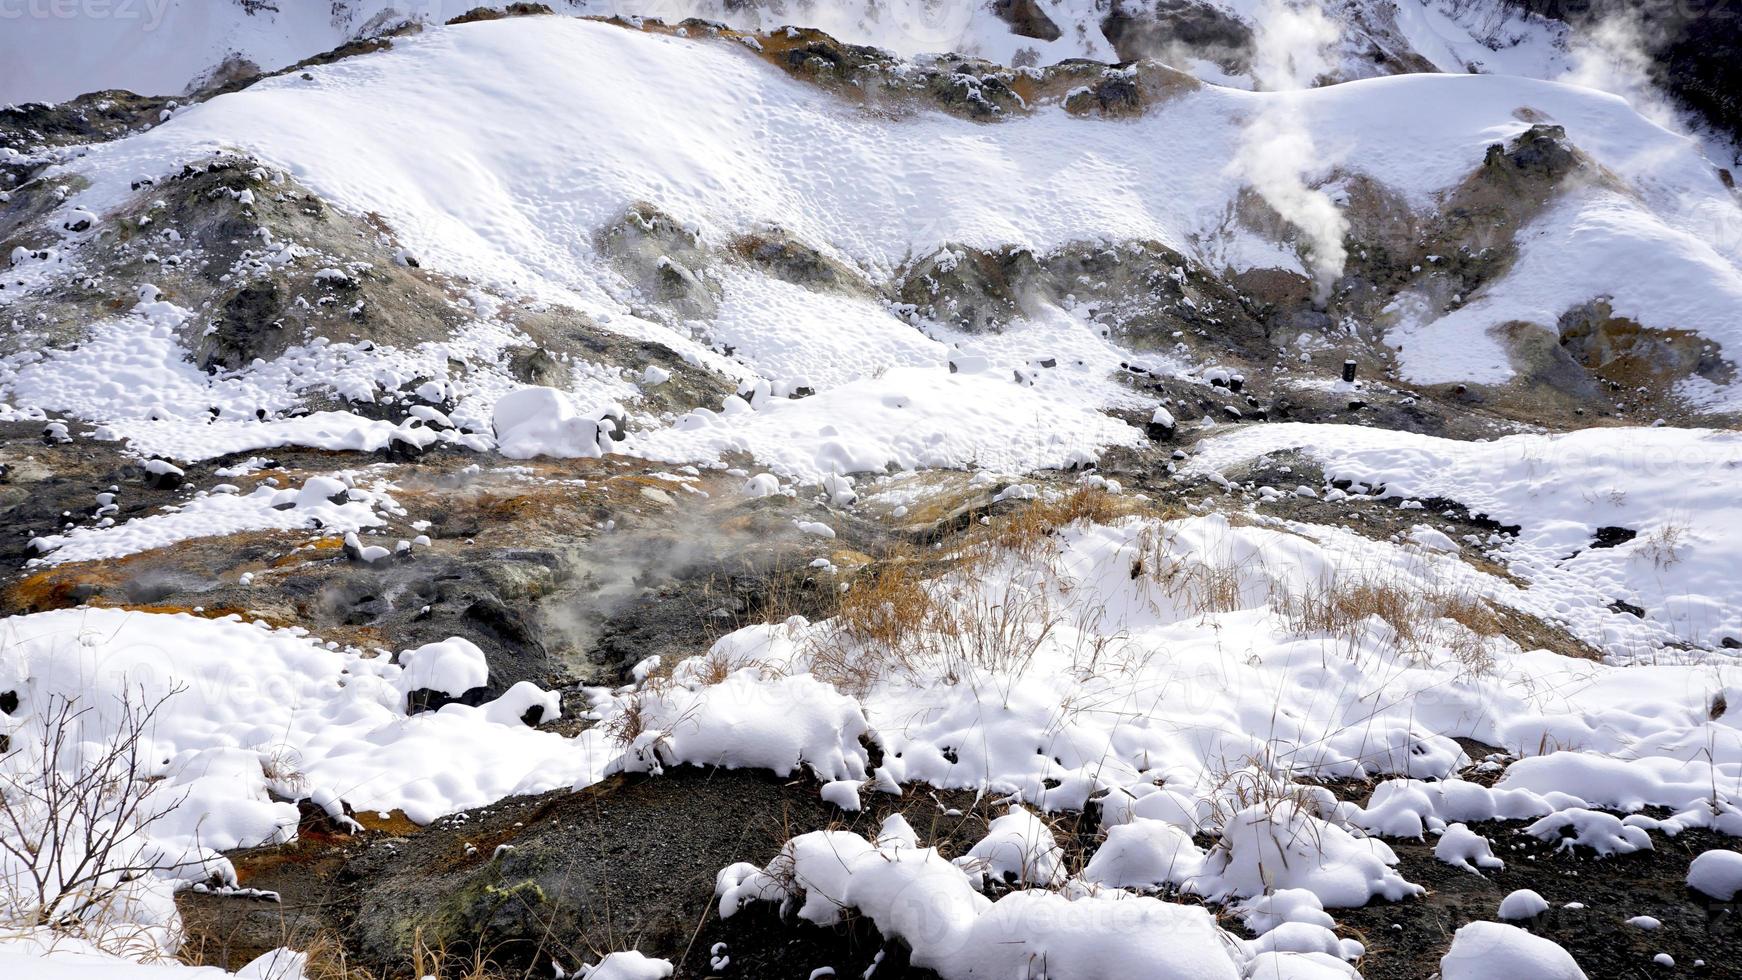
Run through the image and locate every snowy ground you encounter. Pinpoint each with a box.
[3,6,1741,980]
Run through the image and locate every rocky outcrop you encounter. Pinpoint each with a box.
[598,202,721,321]
[896,239,1269,354]
[1101,0,1254,72]
[992,0,1063,42]
[728,225,871,294]
[0,91,174,153]
[1557,299,1732,389]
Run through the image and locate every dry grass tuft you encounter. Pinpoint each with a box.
[257,744,308,794]
[811,545,935,688]
[1273,575,1506,673]
[966,486,1137,564]
[599,690,651,747]
[1638,520,1688,569]
[230,928,515,980]
[803,489,1151,691]
[1152,556,1252,616]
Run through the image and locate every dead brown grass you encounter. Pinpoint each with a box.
[805,490,1147,690]
[965,486,1138,564]
[1274,575,1507,673]
[1639,520,1688,569]
[183,927,518,980]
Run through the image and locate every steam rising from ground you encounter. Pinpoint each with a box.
[1232,0,1348,304]
[1559,12,1740,174]
[1562,12,1675,131]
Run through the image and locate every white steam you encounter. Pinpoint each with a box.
[1561,12,1676,130]
[1232,0,1348,304]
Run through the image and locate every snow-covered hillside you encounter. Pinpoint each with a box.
[2,5,1740,980]
[3,0,1567,105]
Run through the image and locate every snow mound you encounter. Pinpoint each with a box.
[1204,802,1422,908]
[1687,848,1742,900]
[614,669,868,782]
[716,823,1357,980]
[1080,819,1208,892]
[1440,921,1587,980]
[1497,888,1549,920]
[396,637,490,698]
[493,385,614,460]
[1434,824,1504,874]
[581,951,674,980]
[964,807,1066,886]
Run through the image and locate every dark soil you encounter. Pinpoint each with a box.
[179,756,1742,979]
[1339,822,1742,979]
[178,766,1025,978]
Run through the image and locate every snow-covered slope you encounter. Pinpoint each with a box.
[28,15,1742,469]
[3,9,1742,980]
[1,0,1566,105]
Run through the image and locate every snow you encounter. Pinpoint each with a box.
[1190,423,1742,650]
[0,943,306,980]
[1687,848,1742,900]
[1497,888,1550,920]
[1080,819,1207,892]
[819,779,862,811]
[1205,803,1422,908]
[965,807,1066,886]
[26,475,387,566]
[395,637,489,698]
[707,503,1742,842]
[1440,921,1587,980]
[613,669,869,783]
[0,292,517,462]
[1386,185,1742,402]
[492,385,611,460]
[21,16,1735,471]
[0,0,1584,110]
[717,816,1369,979]
[1525,808,1654,857]
[636,367,1142,482]
[4,8,1742,978]
[581,950,674,980]
[71,19,1714,285]
[706,270,945,391]
[742,472,781,497]
[0,608,615,845]
[1434,823,1504,873]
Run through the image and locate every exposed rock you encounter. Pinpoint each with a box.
[1557,298,1731,389]
[191,766,1000,977]
[898,239,1268,359]
[597,203,720,321]
[992,0,1063,41]
[201,279,287,371]
[0,91,173,152]
[896,244,1035,332]
[1101,0,1254,72]
[506,345,568,387]
[728,226,869,293]
[447,3,555,26]
[625,20,1197,122]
